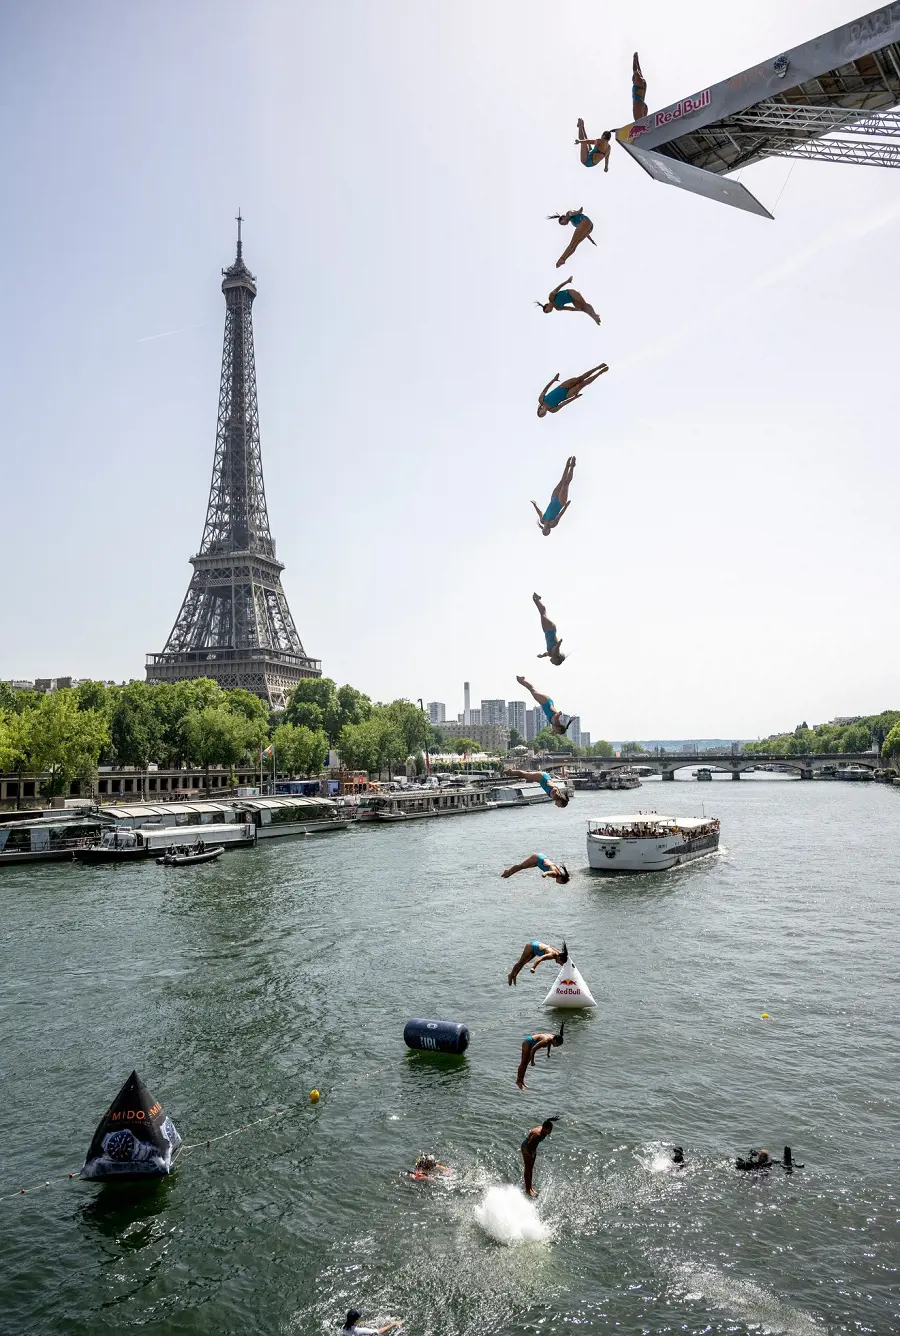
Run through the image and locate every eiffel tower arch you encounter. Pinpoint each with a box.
[146,217,321,708]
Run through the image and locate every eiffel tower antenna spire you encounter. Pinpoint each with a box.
[146,223,322,706]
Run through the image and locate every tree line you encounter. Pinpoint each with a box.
[743,711,900,761]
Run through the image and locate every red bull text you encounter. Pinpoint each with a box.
[654,88,711,129]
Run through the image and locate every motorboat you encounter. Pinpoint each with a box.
[586,812,720,873]
[156,845,224,865]
[75,828,150,862]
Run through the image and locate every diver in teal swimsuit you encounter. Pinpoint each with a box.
[632,52,648,121]
[548,209,596,267]
[516,1025,565,1090]
[531,457,576,536]
[537,365,608,417]
[513,677,573,745]
[532,592,565,665]
[538,278,601,326]
[508,939,568,986]
[576,119,611,171]
[501,854,570,886]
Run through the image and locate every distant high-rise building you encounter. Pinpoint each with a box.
[469,708,482,726]
[440,720,510,751]
[525,706,543,742]
[427,702,446,724]
[568,716,582,746]
[507,700,526,735]
[463,681,471,725]
[481,699,507,727]
[581,731,591,749]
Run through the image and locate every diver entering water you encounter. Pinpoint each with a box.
[342,1310,403,1334]
[521,1116,559,1196]
[516,1023,565,1090]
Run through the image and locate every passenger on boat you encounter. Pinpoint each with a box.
[575,118,611,171]
[501,854,569,884]
[514,678,572,742]
[548,208,596,268]
[632,52,648,120]
[532,592,565,665]
[538,277,601,325]
[521,1116,559,1196]
[537,365,608,417]
[531,456,576,536]
[508,939,568,986]
[517,1024,565,1090]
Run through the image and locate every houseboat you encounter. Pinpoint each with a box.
[0,815,101,866]
[76,821,254,862]
[694,768,714,781]
[231,795,352,837]
[97,801,241,830]
[374,787,492,821]
[485,782,553,808]
[586,812,720,873]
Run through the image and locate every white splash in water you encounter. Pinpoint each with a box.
[473,1185,550,1245]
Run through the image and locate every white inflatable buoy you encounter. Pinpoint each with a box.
[542,959,596,1009]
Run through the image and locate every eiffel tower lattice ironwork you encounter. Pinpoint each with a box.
[146,216,321,707]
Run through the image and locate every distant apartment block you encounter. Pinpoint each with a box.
[427,702,446,724]
[440,720,510,751]
[480,699,507,727]
[469,708,482,726]
[581,731,591,749]
[568,716,582,747]
[507,701,526,735]
[525,706,543,742]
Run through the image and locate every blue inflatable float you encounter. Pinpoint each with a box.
[404,1018,469,1055]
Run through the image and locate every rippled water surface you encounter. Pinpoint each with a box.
[1,777,898,1335]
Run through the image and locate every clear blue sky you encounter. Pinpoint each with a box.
[2,0,898,740]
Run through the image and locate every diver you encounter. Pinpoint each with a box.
[531,456,576,536]
[501,855,569,885]
[576,118,612,171]
[537,365,608,417]
[406,1153,449,1180]
[521,1116,559,1196]
[506,759,570,805]
[532,591,565,665]
[514,677,572,741]
[632,52,648,120]
[342,1311,403,1334]
[516,1023,565,1090]
[671,1146,685,1168]
[538,280,601,326]
[548,208,596,268]
[507,939,568,985]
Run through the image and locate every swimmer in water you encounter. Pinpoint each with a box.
[514,678,573,742]
[547,209,596,268]
[406,1154,449,1180]
[342,1309,403,1334]
[537,365,609,417]
[632,52,648,121]
[531,456,576,536]
[521,1116,559,1196]
[576,118,611,171]
[537,280,601,326]
[507,938,568,986]
[516,1023,565,1090]
[501,855,569,885]
[671,1146,685,1168]
[532,592,565,665]
[736,1147,803,1173]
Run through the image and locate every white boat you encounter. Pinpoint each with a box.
[231,795,352,837]
[485,782,551,807]
[586,812,720,873]
[374,787,492,821]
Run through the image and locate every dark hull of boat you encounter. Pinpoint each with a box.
[74,847,149,863]
[156,847,224,866]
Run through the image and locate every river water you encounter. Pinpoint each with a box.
[1,777,898,1335]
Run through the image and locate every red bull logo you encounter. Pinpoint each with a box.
[654,88,710,129]
[559,978,576,987]
[627,122,650,141]
[557,978,581,995]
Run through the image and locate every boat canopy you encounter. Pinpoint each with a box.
[100,802,239,825]
[588,814,712,830]
[231,796,337,812]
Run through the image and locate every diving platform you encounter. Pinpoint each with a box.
[617,4,900,216]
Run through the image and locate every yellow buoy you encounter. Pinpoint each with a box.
[761,1013,770,1020]
[309,1089,320,1103]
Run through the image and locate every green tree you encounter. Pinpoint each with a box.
[589,739,614,757]
[335,684,372,736]
[882,722,900,760]
[284,678,340,739]
[74,680,114,715]
[381,700,429,757]
[448,737,480,754]
[840,722,872,753]
[533,728,577,754]
[271,722,329,775]
[110,683,161,771]
[620,741,646,755]
[19,690,109,798]
[508,727,525,749]
[336,720,380,773]
[182,705,255,792]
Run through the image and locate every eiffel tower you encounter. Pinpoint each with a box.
[146,216,321,707]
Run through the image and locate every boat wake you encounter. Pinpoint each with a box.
[473,1185,550,1245]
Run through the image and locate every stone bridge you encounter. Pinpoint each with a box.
[570,752,880,781]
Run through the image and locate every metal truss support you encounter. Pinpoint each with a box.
[773,137,900,167]
[728,100,900,137]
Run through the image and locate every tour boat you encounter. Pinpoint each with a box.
[586,812,720,873]
[75,828,151,863]
[0,815,101,866]
[375,787,492,821]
